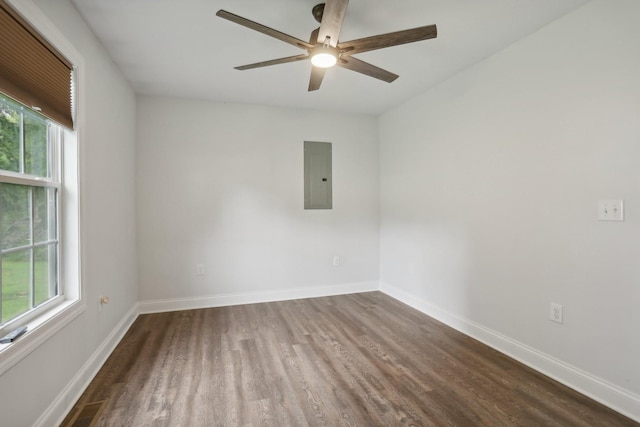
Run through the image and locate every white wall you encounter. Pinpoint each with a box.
[137,97,379,307]
[379,0,640,419]
[4,0,638,424]
[0,1,138,426]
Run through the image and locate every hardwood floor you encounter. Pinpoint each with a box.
[61,292,638,426]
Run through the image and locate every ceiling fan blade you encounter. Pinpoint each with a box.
[216,10,313,50]
[308,66,326,91]
[235,54,310,70]
[339,24,437,56]
[337,56,398,83]
[317,0,349,46]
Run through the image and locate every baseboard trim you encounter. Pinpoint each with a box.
[380,282,640,423]
[35,303,140,427]
[35,283,379,426]
[139,281,380,314]
[35,282,638,424]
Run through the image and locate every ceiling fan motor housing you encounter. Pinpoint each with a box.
[216,0,437,91]
[312,4,325,23]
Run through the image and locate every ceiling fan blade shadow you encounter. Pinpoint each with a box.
[317,0,349,46]
[235,54,310,70]
[337,56,398,83]
[308,66,326,91]
[339,25,437,56]
[216,10,313,50]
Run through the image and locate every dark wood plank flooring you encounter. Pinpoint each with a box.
[61,292,638,426]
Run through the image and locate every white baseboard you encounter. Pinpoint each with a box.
[139,281,380,314]
[35,303,140,427]
[34,282,638,425]
[36,282,377,426]
[380,282,640,423]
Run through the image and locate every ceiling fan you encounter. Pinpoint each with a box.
[216,0,437,91]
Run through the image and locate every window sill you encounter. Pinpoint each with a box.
[0,299,85,377]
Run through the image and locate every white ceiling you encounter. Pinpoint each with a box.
[70,0,588,115]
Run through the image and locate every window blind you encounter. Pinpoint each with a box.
[0,0,74,129]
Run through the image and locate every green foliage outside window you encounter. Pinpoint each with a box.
[0,97,57,325]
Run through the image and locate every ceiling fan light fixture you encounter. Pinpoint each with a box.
[311,46,338,68]
[216,3,438,92]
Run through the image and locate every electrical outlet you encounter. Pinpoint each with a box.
[550,302,563,324]
[99,295,109,312]
[332,255,340,266]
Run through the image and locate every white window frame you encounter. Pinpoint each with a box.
[0,97,63,328]
[0,0,84,377]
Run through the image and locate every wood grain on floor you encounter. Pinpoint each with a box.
[60,292,638,426]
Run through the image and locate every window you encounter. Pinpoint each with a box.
[0,95,61,327]
[0,0,81,377]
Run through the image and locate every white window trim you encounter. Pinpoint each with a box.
[0,0,85,377]
[0,102,62,331]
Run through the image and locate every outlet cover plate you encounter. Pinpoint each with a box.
[550,302,563,324]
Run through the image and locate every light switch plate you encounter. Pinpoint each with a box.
[598,200,624,221]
